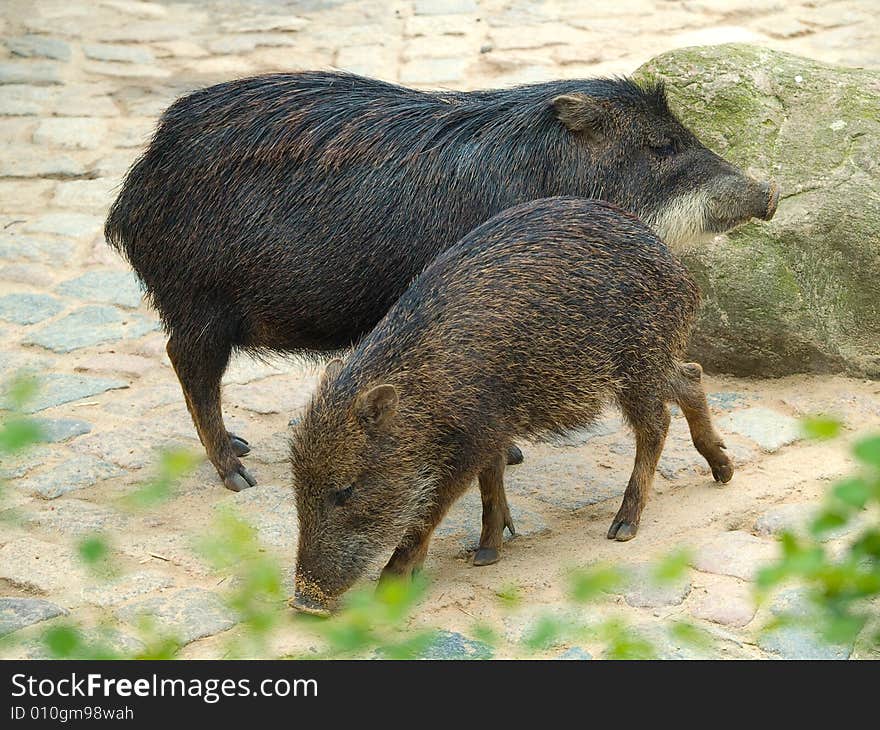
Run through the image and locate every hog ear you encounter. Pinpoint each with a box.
[356,385,398,429]
[320,358,344,388]
[551,94,605,141]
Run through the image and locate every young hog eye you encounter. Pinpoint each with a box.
[333,485,354,506]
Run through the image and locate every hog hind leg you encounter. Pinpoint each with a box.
[166,326,256,492]
[669,361,733,484]
[608,391,671,541]
[473,450,515,567]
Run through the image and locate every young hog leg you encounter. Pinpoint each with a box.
[166,334,256,491]
[671,362,733,483]
[474,451,515,567]
[608,397,670,541]
[379,486,462,583]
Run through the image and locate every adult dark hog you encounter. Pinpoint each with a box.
[105,71,777,492]
[290,197,733,615]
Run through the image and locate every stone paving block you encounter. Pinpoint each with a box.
[23,213,103,238]
[23,305,158,353]
[557,647,593,660]
[0,234,77,265]
[0,598,67,637]
[0,293,64,325]
[414,0,478,16]
[83,43,156,64]
[5,36,72,61]
[31,417,93,443]
[223,484,299,550]
[26,497,127,535]
[753,503,817,537]
[687,577,756,628]
[0,151,90,178]
[0,61,63,85]
[115,588,236,645]
[0,85,53,115]
[57,270,143,309]
[506,449,627,511]
[53,178,119,209]
[20,453,125,499]
[71,423,196,470]
[224,377,315,415]
[618,563,692,608]
[0,536,85,593]
[33,118,109,150]
[717,407,802,453]
[415,630,493,660]
[758,626,851,660]
[6,373,128,413]
[0,263,55,288]
[435,488,549,552]
[692,530,778,581]
[82,570,175,608]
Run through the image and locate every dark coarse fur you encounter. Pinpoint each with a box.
[290,197,734,610]
[105,71,773,491]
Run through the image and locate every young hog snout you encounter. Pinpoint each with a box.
[290,197,735,610]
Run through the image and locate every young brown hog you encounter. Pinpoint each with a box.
[290,197,732,615]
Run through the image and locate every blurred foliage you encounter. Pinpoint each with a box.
[3,372,879,660]
[757,419,880,654]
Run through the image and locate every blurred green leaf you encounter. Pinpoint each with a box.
[568,565,622,603]
[2,373,39,411]
[801,415,843,441]
[495,584,521,610]
[0,418,44,453]
[77,534,110,565]
[43,625,81,658]
[832,477,871,509]
[854,435,880,468]
[652,548,692,584]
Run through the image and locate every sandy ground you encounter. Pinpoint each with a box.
[1,0,879,659]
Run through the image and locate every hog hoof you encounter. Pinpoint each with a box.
[224,466,257,492]
[607,521,638,541]
[473,547,500,566]
[229,433,251,457]
[711,459,734,484]
[506,445,524,466]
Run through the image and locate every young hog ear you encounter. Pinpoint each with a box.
[356,384,398,429]
[320,358,344,388]
[551,94,605,142]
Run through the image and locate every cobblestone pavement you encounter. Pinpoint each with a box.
[1,0,879,659]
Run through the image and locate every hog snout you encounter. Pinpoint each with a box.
[760,180,780,221]
[290,590,332,617]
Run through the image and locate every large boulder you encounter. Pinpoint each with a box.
[635,44,880,377]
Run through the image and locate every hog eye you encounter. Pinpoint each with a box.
[650,140,676,158]
[333,485,354,506]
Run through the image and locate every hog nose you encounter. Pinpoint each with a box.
[759,180,780,221]
[290,591,332,617]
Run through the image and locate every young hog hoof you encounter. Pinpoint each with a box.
[473,547,500,567]
[506,445,524,466]
[223,466,257,492]
[607,521,638,541]
[711,458,734,484]
[229,433,251,457]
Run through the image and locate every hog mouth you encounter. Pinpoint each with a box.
[290,591,333,617]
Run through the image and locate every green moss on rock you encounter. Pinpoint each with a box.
[635,44,880,376]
